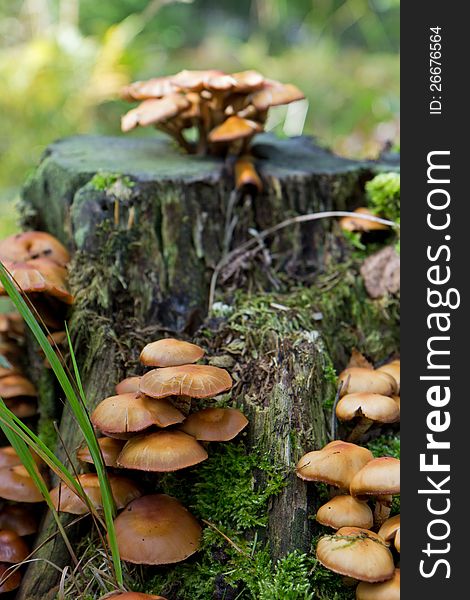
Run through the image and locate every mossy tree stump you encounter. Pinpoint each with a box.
[17,134,396,599]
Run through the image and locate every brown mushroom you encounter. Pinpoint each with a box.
[335,392,400,441]
[378,514,400,549]
[234,155,263,193]
[0,465,44,503]
[316,495,373,530]
[339,208,389,233]
[115,376,141,395]
[0,375,36,399]
[117,430,208,472]
[356,568,400,600]
[0,505,38,537]
[0,231,70,267]
[377,360,400,394]
[121,95,190,133]
[179,407,248,441]
[208,116,262,144]
[140,338,204,367]
[338,368,397,397]
[77,437,125,468]
[0,530,29,563]
[113,494,201,565]
[140,364,232,400]
[0,561,21,593]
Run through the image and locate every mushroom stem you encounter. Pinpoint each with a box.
[347,417,374,442]
[374,494,392,528]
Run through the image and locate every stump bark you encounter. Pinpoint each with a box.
[16,134,396,599]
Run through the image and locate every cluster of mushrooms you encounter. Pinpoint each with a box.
[296,354,401,599]
[50,338,247,592]
[121,69,305,191]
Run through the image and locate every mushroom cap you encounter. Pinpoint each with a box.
[3,397,38,418]
[0,465,43,503]
[394,528,400,553]
[250,81,305,111]
[0,505,39,537]
[77,437,125,468]
[208,116,262,143]
[115,376,141,395]
[316,527,395,583]
[121,76,175,101]
[0,561,22,592]
[50,473,142,515]
[25,258,74,304]
[339,368,397,397]
[336,393,400,424]
[113,494,202,565]
[0,231,70,266]
[339,208,389,232]
[378,514,400,543]
[231,70,265,92]
[0,446,41,469]
[170,69,227,92]
[140,364,232,399]
[234,156,263,192]
[0,529,29,563]
[356,568,400,600]
[316,495,374,530]
[179,407,248,441]
[350,457,400,498]
[296,441,373,488]
[91,393,185,434]
[377,360,400,393]
[140,338,204,368]
[0,375,37,398]
[121,95,190,132]
[117,430,208,472]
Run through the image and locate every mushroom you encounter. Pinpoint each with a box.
[350,457,400,527]
[296,441,373,492]
[117,430,208,472]
[316,495,373,530]
[140,364,232,400]
[339,208,390,233]
[140,338,204,367]
[335,393,400,441]
[0,505,39,537]
[356,568,400,600]
[0,446,41,469]
[0,562,21,593]
[208,116,262,146]
[378,514,400,550]
[338,368,397,397]
[0,375,36,399]
[0,530,29,563]
[234,155,263,193]
[0,465,44,503]
[394,528,400,553]
[115,376,141,395]
[113,494,201,565]
[0,231,70,267]
[90,393,185,434]
[179,407,248,441]
[77,437,125,468]
[50,473,141,514]
[316,527,394,583]
[377,360,400,394]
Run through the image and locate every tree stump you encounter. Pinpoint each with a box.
[16,134,397,599]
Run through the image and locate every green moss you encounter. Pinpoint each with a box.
[366,433,400,459]
[89,171,134,191]
[366,172,400,223]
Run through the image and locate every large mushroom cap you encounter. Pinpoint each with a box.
[0,465,43,503]
[0,561,22,592]
[296,441,373,488]
[50,473,142,515]
[0,505,38,537]
[378,514,400,543]
[250,81,305,111]
[91,393,185,434]
[339,207,389,233]
[0,231,70,266]
[117,430,208,472]
[115,376,141,395]
[377,360,400,393]
[0,530,29,563]
[179,407,248,441]
[339,368,397,397]
[336,393,400,424]
[25,258,74,304]
[77,437,125,468]
[140,364,232,399]
[316,495,374,530]
[208,116,262,143]
[121,95,190,132]
[356,568,400,600]
[140,338,204,367]
[316,527,395,583]
[350,457,400,498]
[113,494,202,565]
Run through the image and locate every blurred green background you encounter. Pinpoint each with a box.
[0,0,399,237]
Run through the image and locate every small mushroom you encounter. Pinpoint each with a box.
[140,364,232,400]
[0,530,29,563]
[179,407,248,441]
[140,338,204,367]
[316,527,394,583]
[115,376,141,395]
[250,81,305,111]
[0,231,70,267]
[339,208,389,233]
[117,430,207,472]
[208,116,262,144]
[336,392,400,441]
[356,568,400,600]
[394,528,400,553]
[113,494,202,565]
[0,375,36,399]
[378,514,400,551]
[0,505,39,537]
[234,155,263,193]
[0,561,21,593]
[377,360,400,394]
[316,495,373,530]
[0,465,44,503]
[338,368,397,397]
[77,437,125,468]
[121,95,190,133]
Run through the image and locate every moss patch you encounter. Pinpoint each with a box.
[89,172,135,191]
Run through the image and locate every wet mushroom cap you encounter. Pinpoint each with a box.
[140,338,204,367]
[113,494,202,565]
[0,505,39,537]
[316,527,395,583]
[377,360,400,393]
[316,495,374,530]
[339,207,389,232]
[140,364,232,399]
[117,430,208,472]
[336,393,400,424]
[296,440,373,488]
[179,407,248,441]
[77,437,125,468]
[378,514,400,543]
[0,561,22,592]
[339,368,397,397]
[350,457,400,498]
[0,465,43,503]
[115,376,141,395]
[50,473,142,515]
[208,116,262,143]
[91,393,185,433]
[0,231,70,266]
[356,568,400,600]
[0,529,29,563]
